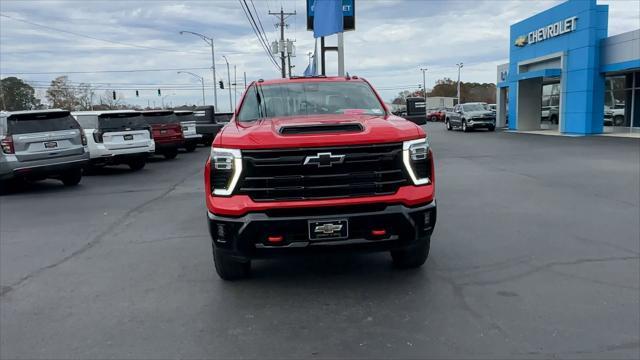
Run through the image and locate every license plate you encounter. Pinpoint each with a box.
[44,141,58,149]
[160,129,168,134]
[123,134,134,140]
[308,219,348,240]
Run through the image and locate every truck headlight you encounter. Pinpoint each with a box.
[403,138,431,185]
[210,147,242,196]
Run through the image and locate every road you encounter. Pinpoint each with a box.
[1,124,639,359]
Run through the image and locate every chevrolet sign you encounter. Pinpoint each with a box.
[515,16,578,47]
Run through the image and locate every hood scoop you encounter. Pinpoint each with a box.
[279,123,364,135]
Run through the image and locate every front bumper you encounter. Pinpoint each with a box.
[207,201,436,261]
[467,120,495,128]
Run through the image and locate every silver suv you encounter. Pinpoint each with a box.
[0,109,89,186]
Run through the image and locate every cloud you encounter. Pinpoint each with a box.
[1,0,638,108]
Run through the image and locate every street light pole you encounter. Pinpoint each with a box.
[179,31,217,110]
[177,71,206,106]
[456,62,464,104]
[420,67,428,104]
[222,55,233,112]
[234,64,237,108]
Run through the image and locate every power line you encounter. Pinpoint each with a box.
[238,0,281,71]
[0,13,205,54]
[1,67,211,75]
[250,0,271,46]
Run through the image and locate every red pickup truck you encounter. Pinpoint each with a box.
[205,76,436,280]
[142,110,184,159]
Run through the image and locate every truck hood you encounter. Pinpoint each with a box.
[215,114,423,149]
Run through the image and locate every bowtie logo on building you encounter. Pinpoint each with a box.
[514,35,528,47]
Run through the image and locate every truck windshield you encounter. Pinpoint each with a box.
[237,82,385,121]
[462,104,486,112]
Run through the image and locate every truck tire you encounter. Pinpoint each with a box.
[163,148,178,160]
[446,119,452,131]
[614,115,625,126]
[213,248,251,280]
[391,236,430,269]
[462,120,469,132]
[549,114,558,124]
[60,169,82,186]
[488,125,495,132]
[127,157,146,171]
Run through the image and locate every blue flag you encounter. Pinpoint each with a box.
[303,61,316,76]
[313,0,344,38]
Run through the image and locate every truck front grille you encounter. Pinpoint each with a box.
[238,143,409,201]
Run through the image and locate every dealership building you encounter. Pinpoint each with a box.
[495,0,639,135]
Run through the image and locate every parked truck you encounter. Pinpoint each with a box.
[205,76,437,280]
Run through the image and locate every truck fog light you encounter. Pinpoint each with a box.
[424,212,432,230]
[216,224,227,242]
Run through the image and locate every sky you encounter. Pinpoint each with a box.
[1,0,639,111]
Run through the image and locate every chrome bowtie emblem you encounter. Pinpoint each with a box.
[303,152,345,167]
[314,223,343,234]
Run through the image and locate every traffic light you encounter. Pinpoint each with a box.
[157,89,161,96]
[219,80,224,89]
[135,90,139,97]
[112,91,116,100]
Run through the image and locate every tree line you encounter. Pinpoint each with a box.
[392,78,497,105]
[0,76,129,111]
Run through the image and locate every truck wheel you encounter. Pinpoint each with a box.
[127,157,146,171]
[184,143,197,153]
[488,125,496,132]
[550,115,558,124]
[462,120,469,132]
[446,120,452,131]
[213,248,251,280]
[60,169,82,186]
[614,115,625,126]
[163,149,178,160]
[391,236,430,269]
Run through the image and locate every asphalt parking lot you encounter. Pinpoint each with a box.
[1,124,638,359]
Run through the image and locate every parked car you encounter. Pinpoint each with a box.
[604,105,625,126]
[195,106,227,146]
[174,110,200,152]
[427,108,446,122]
[445,103,496,132]
[72,110,154,170]
[205,76,436,280]
[0,109,89,186]
[541,105,559,124]
[141,110,184,159]
[404,97,427,125]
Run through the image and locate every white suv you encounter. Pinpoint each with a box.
[72,110,154,170]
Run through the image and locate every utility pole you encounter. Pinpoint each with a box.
[420,67,428,103]
[233,64,237,108]
[269,7,296,78]
[244,72,247,89]
[456,62,464,104]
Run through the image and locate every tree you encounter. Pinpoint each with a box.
[98,90,124,110]
[46,76,78,110]
[0,77,41,111]
[75,83,95,111]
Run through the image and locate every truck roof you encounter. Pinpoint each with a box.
[256,76,367,86]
